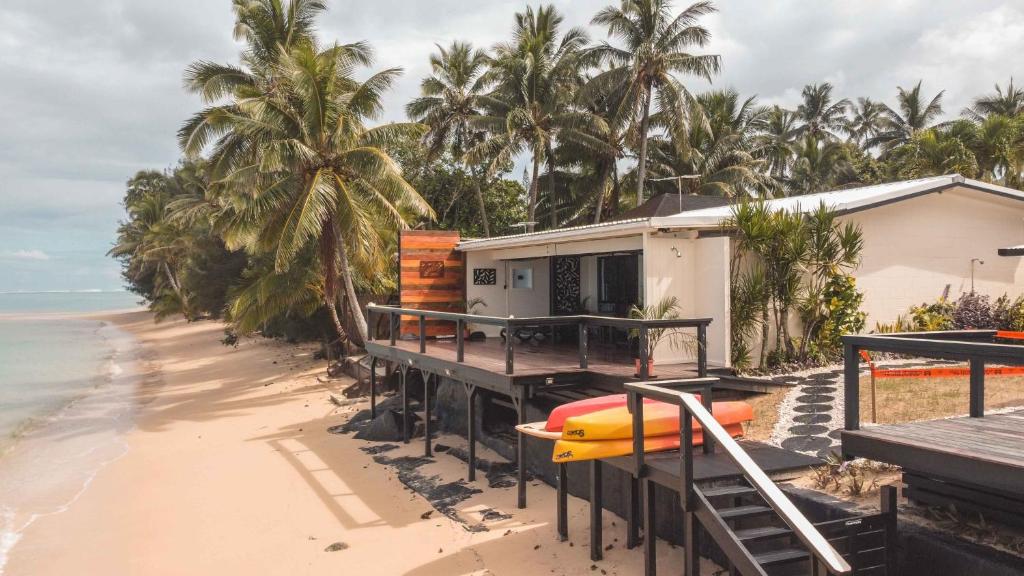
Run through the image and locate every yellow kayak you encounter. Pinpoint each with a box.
[551,423,746,463]
[561,401,753,441]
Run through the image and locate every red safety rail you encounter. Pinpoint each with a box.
[860,350,1024,379]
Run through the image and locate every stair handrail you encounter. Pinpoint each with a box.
[625,382,852,575]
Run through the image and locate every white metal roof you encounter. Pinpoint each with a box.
[458,175,1024,251]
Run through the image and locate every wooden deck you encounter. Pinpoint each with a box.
[603,440,821,490]
[368,337,698,388]
[842,410,1024,496]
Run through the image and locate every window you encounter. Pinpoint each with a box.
[511,267,533,289]
[597,254,639,316]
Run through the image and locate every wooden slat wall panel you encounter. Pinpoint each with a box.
[399,230,464,337]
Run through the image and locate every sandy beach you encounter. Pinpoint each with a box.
[3,310,709,575]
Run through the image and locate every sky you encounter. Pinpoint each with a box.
[0,0,1022,292]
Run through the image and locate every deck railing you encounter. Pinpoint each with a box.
[842,330,1024,430]
[366,304,711,379]
[625,381,852,576]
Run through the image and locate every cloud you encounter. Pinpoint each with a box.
[3,249,50,261]
[1,0,1022,291]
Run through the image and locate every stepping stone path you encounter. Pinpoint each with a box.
[769,359,958,459]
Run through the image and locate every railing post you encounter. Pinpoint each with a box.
[701,381,714,455]
[456,319,465,363]
[366,307,373,343]
[639,325,650,381]
[881,484,898,576]
[680,402,699,576]
[844,340,860,432]
[389,311,397,345]
[578,320,589,369]
[369,356,377,420]
[631,390,645,477]
[505,321,514,375]
[419,314,427,353]
[970,357,985,417]
[697,322,707,378]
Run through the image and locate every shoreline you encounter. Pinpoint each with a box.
[2,310,694,575]
[0,312,145,574]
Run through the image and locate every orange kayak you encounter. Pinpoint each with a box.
[543,393,701,433]
[561,400,753,441]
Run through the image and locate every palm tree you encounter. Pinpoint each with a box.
[180,42,433,345]
[794,82,849,141]
[871,81,945,151]
[474,5,588,231]
[407,41,494,236]
[587,0,721,208]
[886,126,978,179]
[844,97,887,148]
[182,0,331,105]
[645,89,775,198]
[752,105,798,183]
[787,136,851,195]
[963,78,1024,122]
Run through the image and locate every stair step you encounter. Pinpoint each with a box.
[701,485,757,498]
[754,548,810,566]
[733,525,793,542]
[718,505,773,520]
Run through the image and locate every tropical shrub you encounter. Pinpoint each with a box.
[908,298,955,331]
[811,274,866,358]
[953,292,995,329]
[993,294,1024,331]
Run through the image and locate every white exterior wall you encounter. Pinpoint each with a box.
[642,232,696,365]
[842,186,1024,327]
[694,236,732,367]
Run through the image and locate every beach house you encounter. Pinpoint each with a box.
[458,174,1024,368]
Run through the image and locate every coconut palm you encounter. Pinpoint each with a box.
[407,41,494,236]
[586,0,721,208]
[752,105,798,183]
[473,5,588,231]
[182,0,332,105]
[870,81,945,151]
[843,97,887,148]
[886,126,978,180]
[963,78,1024,122]
[794,82,849,141]
[179,42,433,345]
[645,89,775,198]
[787,136,852,195]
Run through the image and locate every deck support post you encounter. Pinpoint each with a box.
[369,357,378,420]
[513,393,527,509]
[844,341,861,432]
[590,459,603,562]
[389,311,397,345]
[970,358,985,417]
[683,509,700,576]
[557,463,568,541]
[680,404,698,575]
[627,477,640,549]
[400,365,410,444]
[465,383,478,482]
[643,480,657,576]
[881,484,898,576]
[422,371,433,457]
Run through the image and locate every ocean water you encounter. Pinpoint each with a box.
[0,291,143,573]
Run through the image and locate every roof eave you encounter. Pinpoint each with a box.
[457,219,653,252]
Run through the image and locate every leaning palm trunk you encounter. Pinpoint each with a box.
[634,87,653,208]
[162,261,191,319]
[470,165,491,237]
[759,303,770,369]
[337,238,368,346]
[319,231,349,347]
[548,150,558,228]
[527,154,540,232]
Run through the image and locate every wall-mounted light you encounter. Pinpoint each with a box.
[971,258,985,292]
[671,246,683,259]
